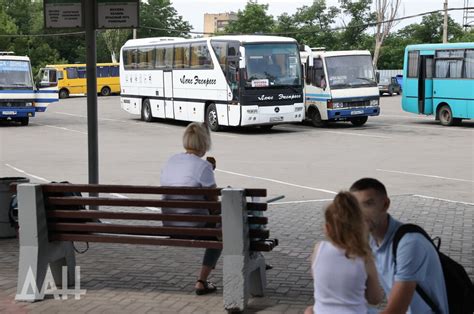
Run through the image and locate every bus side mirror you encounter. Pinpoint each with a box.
[239,47,246,69]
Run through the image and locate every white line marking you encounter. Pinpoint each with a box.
[376,169,474,183]
[212,133,239,139]
[34,123,87,135]
[413,194,474,206]
[109,192,161,212]
[270,198,333,205]
[216,169,337,195]
[321,130,392,139]
[380,114,432,120]
[5,164,50,182]
[53,112,171,129]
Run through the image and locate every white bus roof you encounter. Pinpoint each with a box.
[0,55,31,62]
[122,35,298,48]
[313,50,372,57]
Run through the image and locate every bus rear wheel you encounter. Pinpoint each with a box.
[17,117,29,126]
[141,99,153,122]
[350,116,368,126]
[206,103,221,132]
[438,105,461,126]
[100,86,111,96]
[59,89,69,99]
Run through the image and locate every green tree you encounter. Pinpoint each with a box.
[275,0,339,49]
[138,0,192,38]
[100,29,131,63]
[224,1,275,34]
[338,0,375,50]
[398,12,464,44]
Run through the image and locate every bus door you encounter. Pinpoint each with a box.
[418,55,434,114]
[163,70,174,118]
[227,41,241,126]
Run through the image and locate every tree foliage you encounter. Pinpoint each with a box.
[225,1,275,34]
[138,0,192,38]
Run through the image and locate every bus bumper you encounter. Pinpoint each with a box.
[327,107,379,120]
[241,104,305,126]
[0,108,35,118]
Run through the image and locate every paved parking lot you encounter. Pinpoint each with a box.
[1,94,473,204]
[0,95,473,313]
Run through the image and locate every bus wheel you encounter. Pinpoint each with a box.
[19,117,29,126]
[438,105,461,126]
[350,116,368,126]
[311,109,327,127]
[141,99,153,122]
[206,103,221,132]
[100,86,111,96]
[59,89,69,99]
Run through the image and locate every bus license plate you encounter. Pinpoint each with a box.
[2,111,17,115]
[270,116,283,122]
[351,110,364,115]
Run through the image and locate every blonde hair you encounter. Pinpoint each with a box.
[182,122,211,156]
[325,191,372,261]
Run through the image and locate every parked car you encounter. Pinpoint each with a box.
[378,76,401,96]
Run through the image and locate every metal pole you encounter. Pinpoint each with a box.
[85,0,99,186]
[443,0,448,43]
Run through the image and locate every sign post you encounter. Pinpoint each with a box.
[43,0,139,189]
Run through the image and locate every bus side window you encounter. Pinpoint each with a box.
[312,58,325,89]
[66,67,78,79]
[110,66,119,77]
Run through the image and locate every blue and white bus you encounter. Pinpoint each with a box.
[402,43,474,126]
[0,52,58,126]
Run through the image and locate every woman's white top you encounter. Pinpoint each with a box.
[312,240,368,314]
[160,153,215,227]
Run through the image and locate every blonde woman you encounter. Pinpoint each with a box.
[305,192,384,314]
[160,122,220,295]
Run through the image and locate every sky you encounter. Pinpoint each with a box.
[170,0,467,34]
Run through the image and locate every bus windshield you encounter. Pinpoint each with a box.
[0,60,33,88]
[325,55,376,89]
[244,43,301,88]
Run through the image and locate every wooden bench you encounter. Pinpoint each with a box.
[14,183,278,311]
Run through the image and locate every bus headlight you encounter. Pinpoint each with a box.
[295,107,303,112]
[25,102,33,107]
[333,102,344,109]
[370,100,379,106]
[247,109,258,114]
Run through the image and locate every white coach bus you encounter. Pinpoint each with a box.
[119,35,304,131]
[301,47,380,127]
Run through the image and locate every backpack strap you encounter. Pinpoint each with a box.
[392,224,441,314]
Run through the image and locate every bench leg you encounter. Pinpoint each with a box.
[16,246,49,301]
[248,252,266,297]
[50,242,76,287]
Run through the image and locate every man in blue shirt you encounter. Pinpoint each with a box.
[350,178,448,314]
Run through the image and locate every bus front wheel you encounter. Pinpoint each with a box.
[310,108,327,127]
[100,86,111,96]
[438,105,461,126]
[59,89,69,99]
[350,116,368,127]
[141,99,153,122]
[206,104,221,132]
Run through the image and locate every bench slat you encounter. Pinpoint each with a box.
[247,202,267,211]
[250,240,278,252]
[49,223,222,237]
[47,197,221,210]
[48,223,270,239]
[49,233,223,249]
[39,184,267,197]
[47,210,222,223]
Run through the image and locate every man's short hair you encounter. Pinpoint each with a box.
[350,178,388,196]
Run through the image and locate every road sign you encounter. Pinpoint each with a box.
[96,0,139,29]
[44,0,83,28]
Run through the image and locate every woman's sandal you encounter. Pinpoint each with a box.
[195,280,217,295]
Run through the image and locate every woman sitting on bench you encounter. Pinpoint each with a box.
[160,122,220,295]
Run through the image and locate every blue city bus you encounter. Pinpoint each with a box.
[401,43,474,126]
